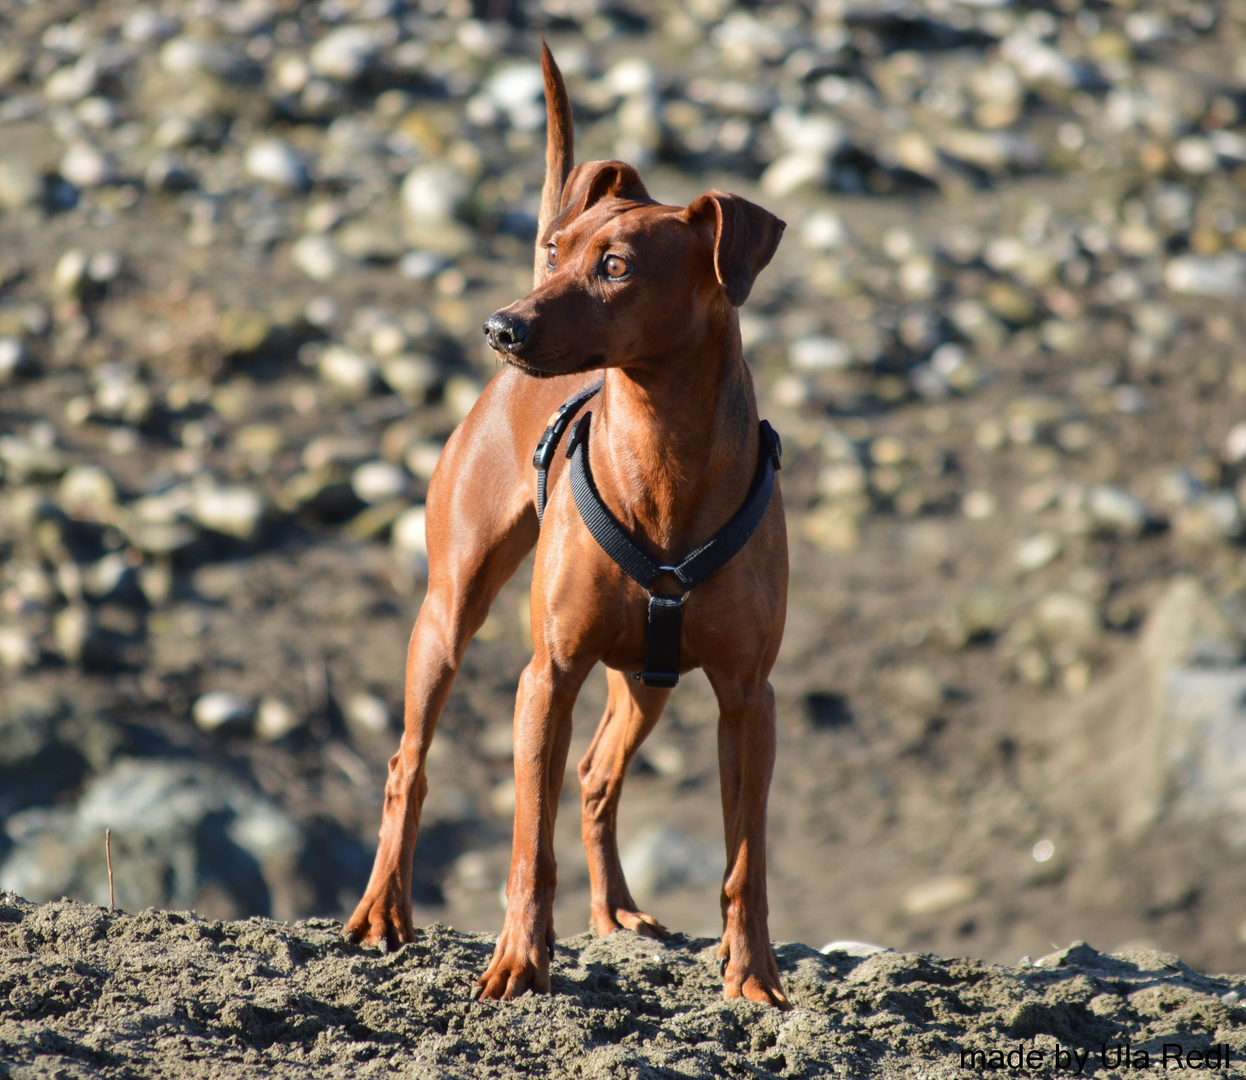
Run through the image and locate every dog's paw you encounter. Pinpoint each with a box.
[477,934,552,1000]
[344,891,415,952]
[592,905,671,940]
[718,940,791,1010]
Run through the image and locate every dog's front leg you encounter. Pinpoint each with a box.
[707,673,791,1009]
[478,657,587,999]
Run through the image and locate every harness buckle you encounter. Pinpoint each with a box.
[532,428,558,470]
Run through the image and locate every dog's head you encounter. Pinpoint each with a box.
[483,162,785,378]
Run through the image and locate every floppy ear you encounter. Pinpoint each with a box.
[684,191,786,306]
[551,159,651,228]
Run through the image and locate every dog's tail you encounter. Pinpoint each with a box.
[535,39,573,286]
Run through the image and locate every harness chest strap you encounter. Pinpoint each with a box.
[560,408,782,689]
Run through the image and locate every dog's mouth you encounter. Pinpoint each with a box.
[504,353,606,379]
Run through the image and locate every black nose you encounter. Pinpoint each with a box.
[483,312,530,354]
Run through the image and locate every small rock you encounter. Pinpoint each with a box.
[52,248,89,297]
[309,25,386,82]
[0,337,34,384]
[343,693,390,736]
[87,250,122,284]
[59,142,115,189]
[301,434,375,471]
[1174,493,1244,544]
[192,691,254,734]
[392,505,428,571]
[351,460,410,504]
[59,464,117,518]
[0,161,42,211]
[1035,592,1100,652]
[820,940,889,957]
[255,697,303,742]
[1166,254,1246,298]
[291,234,340,282]
[0,627,39,672]
[789,336,853,372]
[159,37,248,82]
[619,824,723,902]
[400,162,469,227]
[1222,422,1246,465]
[1088,484,1149,537]
[962,490,998,520]
[318,345,376,397]
[902,875,981,916]
[244,139,309,192]
[1016,532,1062,572]
[191,483,266,542]
[404,441,444,482]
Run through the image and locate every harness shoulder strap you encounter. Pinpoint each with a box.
[532,382,603,523]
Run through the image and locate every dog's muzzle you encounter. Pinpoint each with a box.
[483,312,530,355]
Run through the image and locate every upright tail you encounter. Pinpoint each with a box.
[535,40,574,286]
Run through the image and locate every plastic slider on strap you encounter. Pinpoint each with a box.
[632,592,684,689]
[533,427,559,470]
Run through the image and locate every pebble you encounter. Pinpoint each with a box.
[343,693,390,736]
[255,697,303,742]
[0,162,42,211]
[391,505,428,570]
[1165,254,1246,298]
[1016,532,1062,572]
[190,483,266,542]
[192,691,254,734]
[317,345,376,397]
[309,25,386,82]
[244,139,310,192]
[59,142,115,188]
[0,627,39,672]
[59,464,117,518]
[351,460,410,504]
[291,234,340,282]
[902,875,981,916]
[0,338,33,384]
[1034,592,1100,652]
[789,336,853,372]
[400,162,469,227]
[1088,484,1148,537]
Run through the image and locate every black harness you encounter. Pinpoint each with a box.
[532,383,782,689]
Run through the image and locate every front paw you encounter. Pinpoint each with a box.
[477,933,552,999]
[718,939,791,1010]
[344,888,415,952]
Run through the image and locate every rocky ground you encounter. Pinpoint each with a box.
[3,0,1246,1043]
[3,895,1246,1079]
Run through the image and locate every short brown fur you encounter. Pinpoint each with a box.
[346,42,790,1008]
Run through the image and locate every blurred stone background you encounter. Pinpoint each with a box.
[3,0,1246,971]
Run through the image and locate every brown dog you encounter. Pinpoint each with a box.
[345,44,789,1008]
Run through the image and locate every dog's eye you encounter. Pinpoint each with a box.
[546,244,558,269]
[603,255,630,279]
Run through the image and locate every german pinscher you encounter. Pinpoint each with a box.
[346,43,789,1008]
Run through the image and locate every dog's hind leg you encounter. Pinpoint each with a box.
[345,384,539,950]
[577,668,673,939]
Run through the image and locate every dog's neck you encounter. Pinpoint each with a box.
[590,316,759,557]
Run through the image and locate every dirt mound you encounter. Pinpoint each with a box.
[2,895,1244,1079]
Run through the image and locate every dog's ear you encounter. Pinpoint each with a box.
[536,40,574,285]
[552,160,651,228]
[684,191,786,306]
